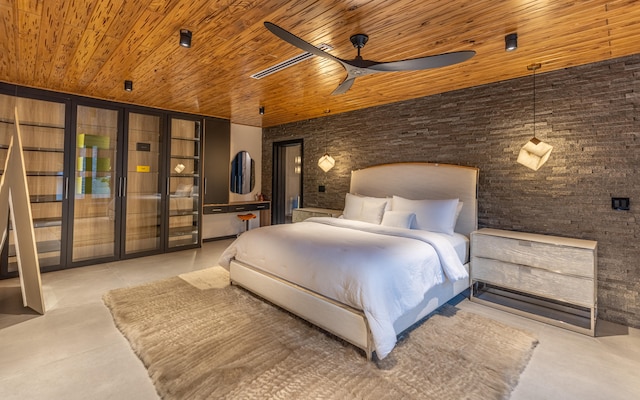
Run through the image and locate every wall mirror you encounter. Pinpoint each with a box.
[230,150,255,194]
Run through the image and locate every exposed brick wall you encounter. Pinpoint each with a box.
[263,54,640,329]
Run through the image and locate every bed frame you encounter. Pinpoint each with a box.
[230,162,479,360]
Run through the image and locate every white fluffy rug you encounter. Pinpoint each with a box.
[104,267,537,399]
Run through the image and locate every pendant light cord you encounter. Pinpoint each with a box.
[533,66,536,139]
[324,131,328,154]
[527,63,541,141]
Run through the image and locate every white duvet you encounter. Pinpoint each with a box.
[218,217,468,359]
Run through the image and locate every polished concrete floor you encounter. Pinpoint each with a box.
[0,240,639,399]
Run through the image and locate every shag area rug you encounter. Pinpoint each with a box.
[103,267,537,400]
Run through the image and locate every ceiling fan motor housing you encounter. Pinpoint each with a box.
[350,34,369,48]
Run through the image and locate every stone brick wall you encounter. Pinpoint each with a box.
[263,54,640,329]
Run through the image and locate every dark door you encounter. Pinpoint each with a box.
[272,139,303,224]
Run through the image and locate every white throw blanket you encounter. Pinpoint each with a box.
[218,217,468,359]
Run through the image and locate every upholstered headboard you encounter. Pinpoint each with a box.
[349,163,479,237]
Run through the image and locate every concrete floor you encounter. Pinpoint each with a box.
[0,240,639,399]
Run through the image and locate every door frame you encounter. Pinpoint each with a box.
[272,139,303,224]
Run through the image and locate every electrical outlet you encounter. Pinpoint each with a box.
[318,185,326,192]
[611,197,630,211]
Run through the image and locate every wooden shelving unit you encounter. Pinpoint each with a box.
[72,105,118,262]
[0,94,66,272]
[0,83,206,279]
[124,112,163,255]
[167,117,200,249]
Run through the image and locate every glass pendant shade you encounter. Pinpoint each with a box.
[317,153,335,172]
[517,137,553,171]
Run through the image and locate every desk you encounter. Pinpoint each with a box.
[202,201,271,239]
[203,201,271,226]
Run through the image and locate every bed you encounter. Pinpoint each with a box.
[218,162,479,360]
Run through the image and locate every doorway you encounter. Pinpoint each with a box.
[272,139,303,224]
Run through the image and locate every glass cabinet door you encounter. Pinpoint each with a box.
[168,117,200,248]
[72,105,119,262]
[0,94,66,273]
[124,112,163,255]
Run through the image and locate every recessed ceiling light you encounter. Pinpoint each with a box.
[505,33,517,52]
[180,29,192,48]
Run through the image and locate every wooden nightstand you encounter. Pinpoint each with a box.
[292,207,342,222]
[470,228,597,335]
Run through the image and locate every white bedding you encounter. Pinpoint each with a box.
[444,232,470,264]
[218,217,468,359]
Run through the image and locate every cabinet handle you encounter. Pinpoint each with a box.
[122,176,127,197]
[235,207,245,210]
[64,177,69,200]
[117,177,123,197]
[166,177,170,196]
[204,178,207,195]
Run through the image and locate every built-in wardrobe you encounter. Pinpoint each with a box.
[0,84,208,278]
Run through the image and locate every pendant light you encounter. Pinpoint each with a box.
[517,63,552,171]
[317,131,335,172]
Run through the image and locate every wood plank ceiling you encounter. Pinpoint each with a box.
[0,0,639,128]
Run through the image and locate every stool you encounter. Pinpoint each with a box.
[237,213,256,235]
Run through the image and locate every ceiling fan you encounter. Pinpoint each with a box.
[264,21,476,95]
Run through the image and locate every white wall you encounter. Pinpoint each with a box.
[229,123,262,203]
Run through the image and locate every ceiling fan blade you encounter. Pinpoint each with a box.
[368,50,475,72]
[331,77,356,95]
[264,22,343,65]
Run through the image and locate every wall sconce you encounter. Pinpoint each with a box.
[180,29,192,48]
[124,80,133,92]
[259,106,265,115]
[505,33,517,52]
[517,63,553,171]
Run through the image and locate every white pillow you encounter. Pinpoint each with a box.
[391,195,459,235]
[381,211,416,229]
[455,201,464,222]
[342,193,363,220]
[342,193,388,224]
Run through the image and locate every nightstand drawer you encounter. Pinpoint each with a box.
[472,257,594,307]
[472,232,595,278]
